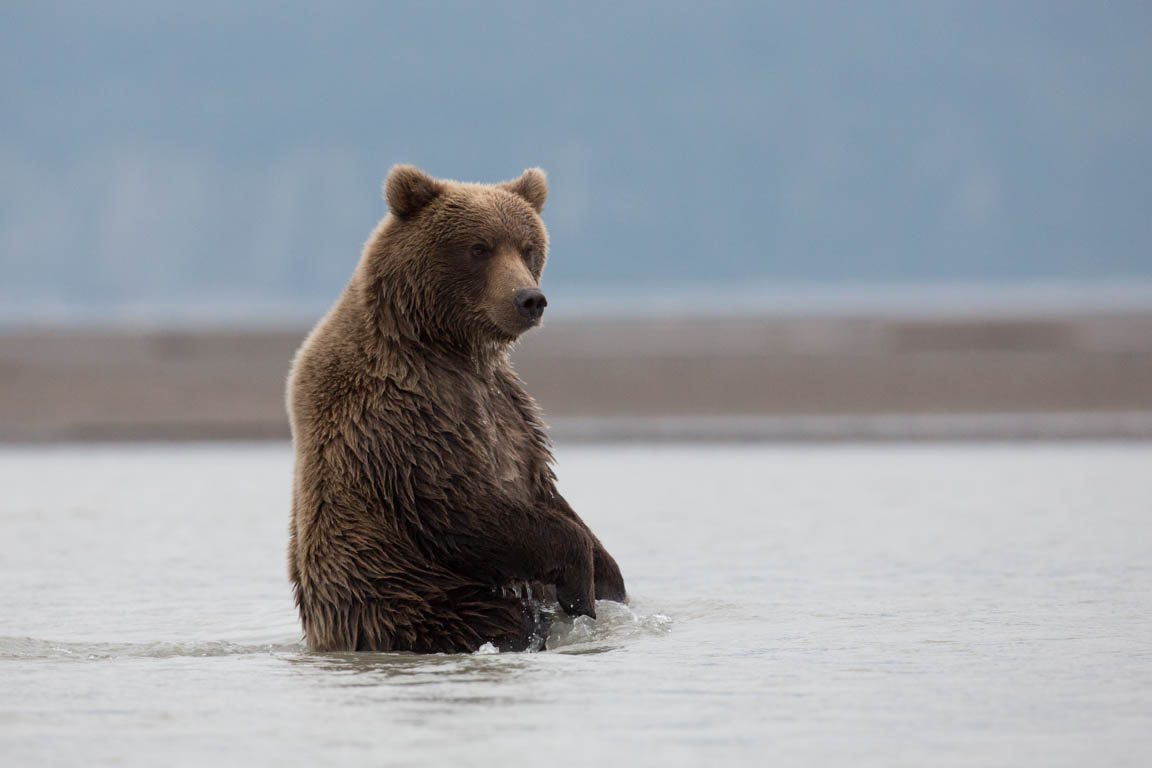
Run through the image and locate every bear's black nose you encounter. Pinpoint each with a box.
[514,288,548,321]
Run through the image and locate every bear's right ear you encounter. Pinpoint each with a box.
[384,165,444,219]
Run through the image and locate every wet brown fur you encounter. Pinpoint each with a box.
[287,165,626,653]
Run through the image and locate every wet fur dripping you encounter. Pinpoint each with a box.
[286,165,626,653]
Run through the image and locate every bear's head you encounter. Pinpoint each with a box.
[364,165,550,351]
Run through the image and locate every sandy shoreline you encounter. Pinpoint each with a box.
[3,311,1152,442]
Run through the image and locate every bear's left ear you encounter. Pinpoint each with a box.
[500,168,548,213]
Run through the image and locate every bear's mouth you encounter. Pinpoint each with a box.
[485,307,541,340]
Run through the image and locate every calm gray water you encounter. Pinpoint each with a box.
[1,443,1150,766]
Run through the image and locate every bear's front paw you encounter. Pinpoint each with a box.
[557,575,596,619]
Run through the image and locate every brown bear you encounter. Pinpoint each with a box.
[286,165,626,653]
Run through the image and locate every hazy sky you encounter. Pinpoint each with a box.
[2,2,1150,318]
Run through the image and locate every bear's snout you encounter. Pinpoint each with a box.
[514,288,547,322]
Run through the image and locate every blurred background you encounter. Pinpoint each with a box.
[2,1,1151,442]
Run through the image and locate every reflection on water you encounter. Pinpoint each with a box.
[1,443,1150,766]
[284,599,671,678]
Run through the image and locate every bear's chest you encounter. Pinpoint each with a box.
[468,382,535,500]
[369,366,540,506]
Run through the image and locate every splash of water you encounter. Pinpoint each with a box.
[545,600,672,652]
[469,599,672,655]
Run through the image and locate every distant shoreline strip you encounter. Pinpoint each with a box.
[547,412,1152,443]
[3,412,1152,445]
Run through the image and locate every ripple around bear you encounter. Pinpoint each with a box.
[286,165,626,653]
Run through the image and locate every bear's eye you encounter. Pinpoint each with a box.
[470,243,491,259]
[522,247,536,262]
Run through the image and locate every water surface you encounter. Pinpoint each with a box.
[1,443,1150,766]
